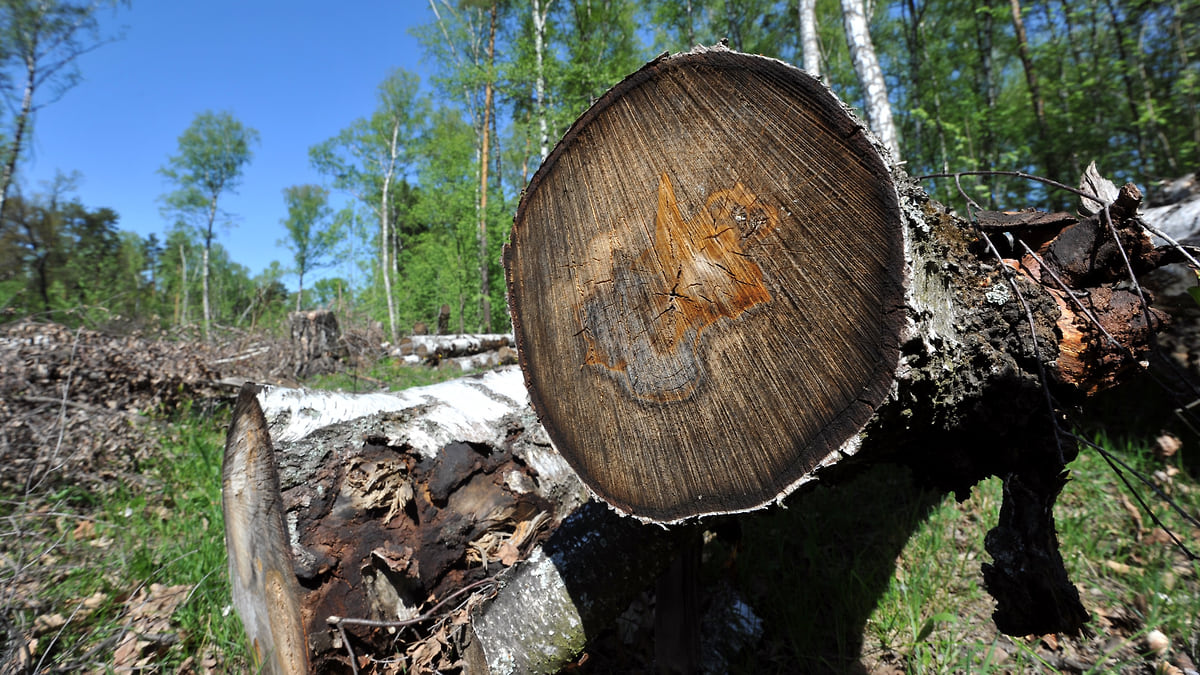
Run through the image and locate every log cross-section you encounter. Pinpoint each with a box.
[504,46,906,522]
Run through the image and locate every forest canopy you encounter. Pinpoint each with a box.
[0,0,1196,336]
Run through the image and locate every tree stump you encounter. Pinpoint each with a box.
[289,310,343,378]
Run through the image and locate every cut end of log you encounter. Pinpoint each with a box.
[222,383,309,675]
[505,48,906,522]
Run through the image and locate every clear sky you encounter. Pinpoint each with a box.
[20,1,437,289]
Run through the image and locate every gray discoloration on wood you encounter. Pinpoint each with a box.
[576,173,779,402]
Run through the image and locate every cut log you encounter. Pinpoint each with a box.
[225,47,1185,671]
[505,46,904,523]
[391,333,514,361]
[504,45,1166,524]
[223,368,691,673]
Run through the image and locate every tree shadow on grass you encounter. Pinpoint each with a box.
[730,462,947,674]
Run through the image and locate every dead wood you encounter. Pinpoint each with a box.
[392,334,515,363]
[222,48,1189,672]
[290,310,345,378]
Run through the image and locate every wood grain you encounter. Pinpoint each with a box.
[505,47,905,522]
[222,384,309,675]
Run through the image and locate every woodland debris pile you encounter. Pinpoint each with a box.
[0,320,308,491]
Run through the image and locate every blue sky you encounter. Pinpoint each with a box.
[21,1,437,288]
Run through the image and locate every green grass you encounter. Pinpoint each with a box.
[5,378,1197,673]
[725,432,1200,674]
[307,356,466,392]
[0,405,251,672]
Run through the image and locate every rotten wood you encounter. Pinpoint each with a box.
[222,369,693,673]
[290,310,344,378]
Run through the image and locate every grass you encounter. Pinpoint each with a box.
[725,429,1200,674]
[0,404,251,673]
[307,356,466,392]
[4,364,1198,673]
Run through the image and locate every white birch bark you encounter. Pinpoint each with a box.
[840,0,900,159]
[799,0,821,78]
[380,119,401,344]
[532,0,554,160]
[202,195,218,341]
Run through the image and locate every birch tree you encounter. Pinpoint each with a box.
[159,111,258,341]
[426,0,507,333]
[531,0,554,160]
[310,69,427,343]
[840,0,899,159]
[0,0,120,222]
[279,184,337,312]
[799,0,821,76]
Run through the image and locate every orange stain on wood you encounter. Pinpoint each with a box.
[578,172,778,401]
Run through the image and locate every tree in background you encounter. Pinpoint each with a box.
[406,107,478,335]
[0,172,156,325]
[840,0,899,159]
[0,0,122,221]
[311,69,428,343]
[159,110,259,341]
[425,0,510,333]
[279,184,339,312]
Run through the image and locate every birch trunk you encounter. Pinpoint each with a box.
[0,45,36,221]
[179,243,189,327]
[380,119,401,344]
[532,0,553,160]
[840,0,900,159]
[799,0,821,77]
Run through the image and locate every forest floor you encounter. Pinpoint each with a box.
[0,320,1198,673]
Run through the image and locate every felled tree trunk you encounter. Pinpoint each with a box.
[289,310,343,378]
[503,46,1168,634]
[224,47,1181,673]
[223,371,690,674]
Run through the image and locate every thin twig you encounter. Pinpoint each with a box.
[327,576,499,671]
[1140,223,1200,270]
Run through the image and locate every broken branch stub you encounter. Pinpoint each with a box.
[504,47,906,522]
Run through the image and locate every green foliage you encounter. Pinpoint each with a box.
[158,110,259,338]
[0,174,159,326]
[310,68,429,338]
[159,111,260,215]
[5,0,1200,339]
[279,184,339,311]
[306,356,465,392]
